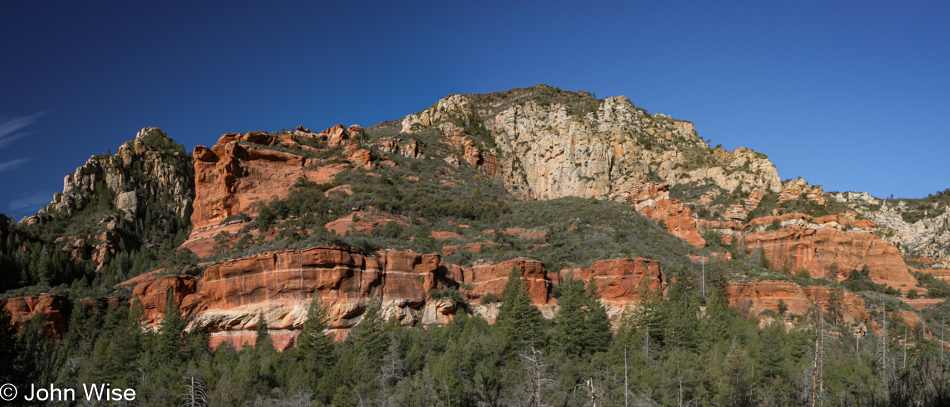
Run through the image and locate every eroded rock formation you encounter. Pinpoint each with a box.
[130,247,667,349]
[18,127,193,268]
[569,257,667,320]
[1,294,72,337]
[725,280,868,325]
[610,180,705,247]
[398,86,782,247]
[741,214,918,290]
[191,131,347,231]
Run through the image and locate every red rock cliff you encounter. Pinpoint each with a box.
[191,131,350,232]
[741,214,918,291]
[1,294,72,337]
[133,247,451,349]
[611,180,705,247]
[132,247,668,349]
[725,280,868,325]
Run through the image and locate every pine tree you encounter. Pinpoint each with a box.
[496,266,545,349]
[156,288,185,360]
[14,313,65,386]
[297,290,335,370]
[254,311,271,350]
[552,277,587,356]
[583,279,611,353]
[352,292,388,361]
[663,281,704,350]
[706,288,734,342]
[634,284,667,348]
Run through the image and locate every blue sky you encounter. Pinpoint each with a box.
[2,1,948,217]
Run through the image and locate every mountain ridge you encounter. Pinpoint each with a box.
[3,85,949,348]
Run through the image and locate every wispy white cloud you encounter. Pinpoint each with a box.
[0,111,48,149]
[6,190,54,217]
[0,158,30,173]
[0,133,25,149]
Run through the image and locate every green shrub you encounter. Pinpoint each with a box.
[843,265,899,295]
[480,293,502,304]
[429,287,465,303]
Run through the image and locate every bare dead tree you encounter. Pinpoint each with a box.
[877,300,890,402]
[625,346,629,407]
[810,290,834,407]
[519,345,554,407]
[811,292,823,407]
[181,376,207,407]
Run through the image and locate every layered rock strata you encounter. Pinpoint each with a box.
[130,247,666,349]
[740,214,918,290]
[610,180,705,247]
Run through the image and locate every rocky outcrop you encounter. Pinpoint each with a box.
[741,214,918,290]
[398,86,780,247]
[375,137,424,159]
[324,208,409,236]
[458,258,556,306]
[778,178,826,205]
[27,127,193,224]
[568,258,667,321]
[437,122,503,178]
[917,268,950,282]
[131,274,199,324]
[489,89,779,199]
[725,280,868,325]
[133,248,451,349]
[829,191,950,265]
[18,128,194,267]
[611,180,705,247]
[1,294,72,337]
[190,130,351,231]
[902,298,945,310]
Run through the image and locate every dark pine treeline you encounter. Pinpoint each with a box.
[1,268,950,406]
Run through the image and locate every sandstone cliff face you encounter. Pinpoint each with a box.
[188,125,396,236]
[131,246,667,349]
[725,280,868,325]
[191,130,346,231]
[133,248,450,349]
[569,257,667,320]
[741,214,918,290]
[1,294,72,337]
